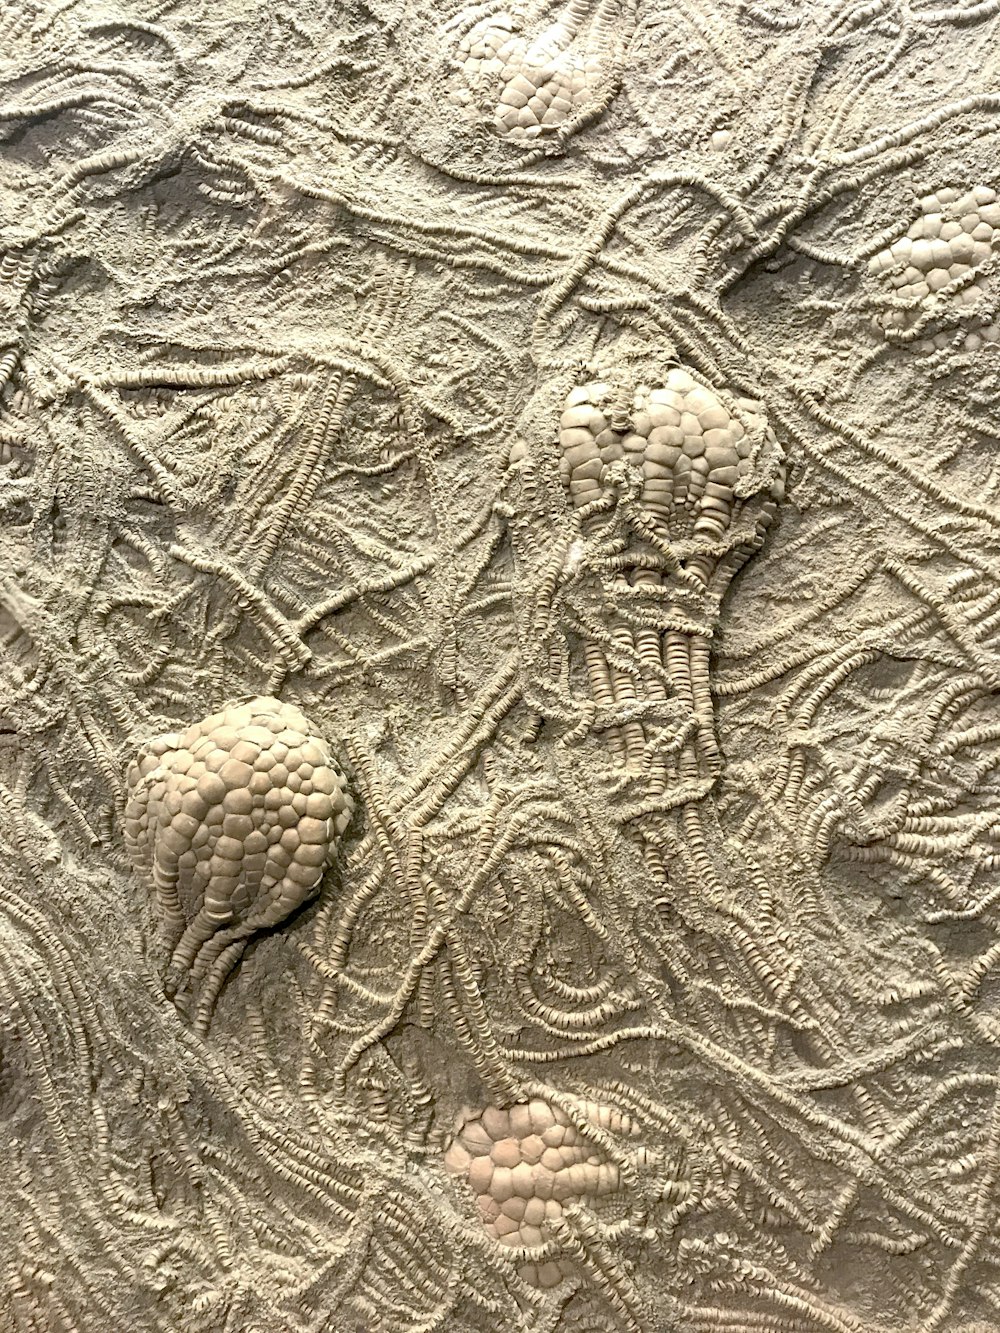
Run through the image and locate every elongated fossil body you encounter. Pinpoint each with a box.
[558,366,784,789]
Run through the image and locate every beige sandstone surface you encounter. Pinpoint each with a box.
[1,0,1000,1330]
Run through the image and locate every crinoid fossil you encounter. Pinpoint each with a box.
[445,1097,640,1288]
[868,184,1000,351]
[556,362,785,795]
[124,697,353,1033]
[450,0,621,140]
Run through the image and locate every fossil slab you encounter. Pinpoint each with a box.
[1,0,1000,1331]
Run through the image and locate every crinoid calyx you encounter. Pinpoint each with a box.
[124,696,353,1033]
[556,363,785,793]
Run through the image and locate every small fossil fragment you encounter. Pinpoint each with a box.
[124,696,353,1032]
[558,366,784,781]
[445,1097,636,1288]
[868,185,1000,351]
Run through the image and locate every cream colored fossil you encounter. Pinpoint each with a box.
[124,697,352,1032]
[450,0,616,140]
[868,185,1000,351]
[558,367,784,786]
[445,1098,636,1287]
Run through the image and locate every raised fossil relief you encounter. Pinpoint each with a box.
[124,697,352,1033]
[449,0,620,139]
[551,363,784,791]
[5,0,1000,1328]
[868,184,1000,352]
[445,1097,642,1289]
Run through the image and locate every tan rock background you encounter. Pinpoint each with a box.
[2,0,1000,1329]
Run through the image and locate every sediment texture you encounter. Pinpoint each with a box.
[1,1,1000,1331]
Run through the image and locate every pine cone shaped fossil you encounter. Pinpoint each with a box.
[124,696,353,1033]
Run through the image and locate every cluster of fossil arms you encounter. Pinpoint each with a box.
[554,362,785,799]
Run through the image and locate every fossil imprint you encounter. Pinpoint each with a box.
[553,365,785,790]
[445,1098,640,1290]
[869,184,1000,351]
[124,697,352,1032]
[450,0,619,140]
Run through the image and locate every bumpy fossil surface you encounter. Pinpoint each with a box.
[869,186,1000,350]
[557,369,781,548]
[124,697,352,1031]
[445,1098,639,1287]
[451,0,616,139]
[553,367,782,780]
[4,1,1000,1331]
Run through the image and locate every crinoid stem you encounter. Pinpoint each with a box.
[559,0,593,40]
[641,836,669,889]
[583,637,625,761]
[532,0,592,54]
[610,575,645,771]
[170,909,223,982]
[663,630,696,743]
[150,837,185,951]
[663,621,715,797]
[688,631,720,777]
[245,369,357,582]
[679,799,726,902]
[589,0,620,47]
[193,938,250,1036]
[629,568,669,794]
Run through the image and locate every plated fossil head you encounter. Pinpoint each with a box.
[559,367,784,570]
[553,364,784,781]
[449,0,619,140]
[868,185,1000,352]
[445,1097,637,1288]
[124,696,352,1033]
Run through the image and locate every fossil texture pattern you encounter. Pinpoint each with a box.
[445,1097,640,1288]
[869,186,1000,350]
[124,697,353,1032]
[452,0,617,139]
[3,0,1000,1331]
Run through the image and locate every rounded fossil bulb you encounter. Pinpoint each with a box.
[196,772,227,804]
[491,1138,521,1168]
[949,233,976,264]
[910,238,933,269]
[124,697,353,1025]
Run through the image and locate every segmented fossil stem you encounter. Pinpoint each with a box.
[688,632,720,776]
[583,637,625,760]
[557,368,784,796]
[631,568,670,792]
[609,589,645,769]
